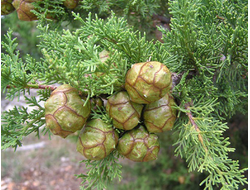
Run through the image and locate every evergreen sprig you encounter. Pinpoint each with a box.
[174,112,247,189]
[76,150,122,190]
[32,0,69,27]
[73,12,175,65]
[79,0,165,31]
[1,103,46,150]
[1,30,38,100]
[161,0,248,117]
[161,0,248,188]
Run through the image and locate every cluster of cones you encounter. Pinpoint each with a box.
[44,60,176,162]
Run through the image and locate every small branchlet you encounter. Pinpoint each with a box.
[173,101,247,189]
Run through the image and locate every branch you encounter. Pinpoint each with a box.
[6,84,57,91]
[5,72,185,94]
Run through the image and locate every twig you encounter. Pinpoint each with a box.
[185,102,208,152]
[6,84,57,91]
[185,103,198,131]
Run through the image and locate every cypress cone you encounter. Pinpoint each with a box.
[76,119,119,160]
[143,93,177,133]
[63,0,79,9]
[44,84,91,138]
[125,61,172,104]
[106,91,143,130]
[12,0,39,21]
[117,126,160,162]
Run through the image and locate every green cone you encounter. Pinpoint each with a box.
[143,93,177,133]
[106,91,143,130]
[63,0,79,9]
[12,0,39,21]
[117,126,160,162]
[125,61,172,104]
[1,0,15,15]
[45,84,91,138]
[76,119,119,160]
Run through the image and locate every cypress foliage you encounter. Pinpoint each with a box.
[1,0,247,189]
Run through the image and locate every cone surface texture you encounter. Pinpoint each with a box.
[45,84,91,138]
[12,0,39,21]
[144,93,177,133]
[106,91,143,130]
[77,119,119,160]
[125,61,172,104]
[117,126,160,162]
